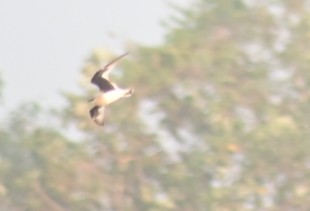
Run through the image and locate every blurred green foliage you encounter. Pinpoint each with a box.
[1,0,310,210]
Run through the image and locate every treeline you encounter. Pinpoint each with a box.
[1,0,310,210]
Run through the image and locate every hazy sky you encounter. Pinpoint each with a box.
[0,0,190,111]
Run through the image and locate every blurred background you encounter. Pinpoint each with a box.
[1,0,310,210]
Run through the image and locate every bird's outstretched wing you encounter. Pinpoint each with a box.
[90,106,105,126]
[100,51,129,79]
[91,76,114,92]
[91,52,129,92]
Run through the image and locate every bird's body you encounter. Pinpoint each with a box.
[94,89,132,106]
[88,52,133,125]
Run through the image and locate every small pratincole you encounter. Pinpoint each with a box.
[89,52,134,126]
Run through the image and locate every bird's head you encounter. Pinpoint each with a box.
[124,88,134,97]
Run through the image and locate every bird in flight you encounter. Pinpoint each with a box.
[89,52,134,125]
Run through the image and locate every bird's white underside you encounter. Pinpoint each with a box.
[95,89,129,106]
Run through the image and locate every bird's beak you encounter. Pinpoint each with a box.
[125,88,134,97]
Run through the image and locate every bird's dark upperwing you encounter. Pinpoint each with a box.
[91,73,114,92]
[91,52,129,92]
[90,106,105,126]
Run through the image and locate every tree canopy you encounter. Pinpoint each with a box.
[1,0,310,210]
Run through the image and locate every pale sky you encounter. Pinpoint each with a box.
[0,0,190,112]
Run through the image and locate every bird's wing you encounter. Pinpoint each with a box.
[90,106,105,126]
[91,74,115,92]
[91,52,129,92]
[99,51,129,79]
[101,52,129,79]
